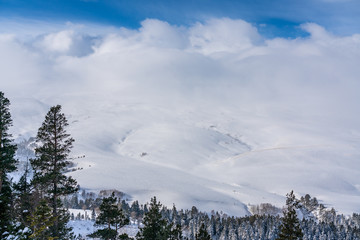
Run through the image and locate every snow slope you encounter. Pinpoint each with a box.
[10,93,360,216]
[3,19,360,215]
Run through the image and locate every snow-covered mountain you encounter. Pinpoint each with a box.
[3,18,360,216]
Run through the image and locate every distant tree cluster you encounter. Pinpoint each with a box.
[79,189,360,240]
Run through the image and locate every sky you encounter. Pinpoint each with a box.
[1,0,360,38]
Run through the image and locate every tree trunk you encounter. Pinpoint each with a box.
[0,170,3,193]
[53,111,59,235]
[0,129,2,193]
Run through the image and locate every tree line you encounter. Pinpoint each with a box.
[88,190,360,240]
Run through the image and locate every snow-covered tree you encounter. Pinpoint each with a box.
[195,223,211,240]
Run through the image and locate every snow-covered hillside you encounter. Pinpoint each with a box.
[3,18,360,216]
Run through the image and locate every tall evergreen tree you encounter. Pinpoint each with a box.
[30,105,78,239]
[0,92,17,237]
[88,192,129,240]
[276,191,303,240]
[0,91,17,192]
[136,196,172,240]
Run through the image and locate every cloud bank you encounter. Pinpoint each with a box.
[2,17,360,149]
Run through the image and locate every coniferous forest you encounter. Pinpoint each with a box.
[1,91,360,240]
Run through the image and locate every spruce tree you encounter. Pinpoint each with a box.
[195,223,211,240]
[13,161,33,227]
[0,177,15,238]
[28,199,57,240]
[276,191,303,240]
[169,223,183,240]
[0,92,17,238]
[0,91,17,192]
[136,196,171,240]
[30,105,78,238]
[88,192,129,240]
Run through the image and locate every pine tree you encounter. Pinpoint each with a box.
[276,191,303,240]
[169,223,183,240]
[88,192,129,240]
[0,177,15,238]
[131,200,141,219]
[30,105,78,238]
[169,204,183,240]
[195,223,211,240]
[0,92,17,192]
[28,199,57,240]
[13,161,33,227]
[136,196,171,240]
[0,92,17,238]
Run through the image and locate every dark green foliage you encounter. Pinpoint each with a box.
[31,105,78,198]
[119,233,133,239]
[89,192,129,240]
[28,199,76,240]
[88,228,117,240]
[276,191,303,240]
[130,200,142,219]
[300,193,319,212]
[28,199,57,240]
[169,223,183,240]
[0,177,15,238]
[13,161,33,227]
[0,92,18,238]
[51,205,74,239]
[0,92,17,192]
[195,223,211,240]
[136,196,173,240]
[30,105,78,238]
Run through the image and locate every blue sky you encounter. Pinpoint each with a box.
[1,0,360,38]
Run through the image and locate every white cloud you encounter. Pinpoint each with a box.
[189,18,261,55]
[1,18,359,118]
[301,23,333,40]
[1,18,359,119]
[40,30,74,52]
[138,19,188,49]
[0,34,45,96]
